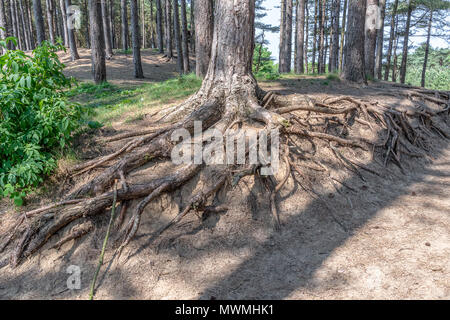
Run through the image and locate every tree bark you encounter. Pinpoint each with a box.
[339,0,347,71]
[130,0,144,78]
[110,0,116,49]
[33,0,46,44]
[164,0,173,58]
[101,0,114,58]
[365,0,378,79]
[10,0,18,49]
[317,0,325,73]
[279,0,293,73]
[194,0,213,77]
[65,0,80,60]
[375,0,385,79]
[189,0,195,53]
[89,0,107,84]
[46,0,55,44]
[392,14,399,82]
[330,0,340,72]
[155,0,164,53]
[304,0,309,73]
[0,0,6,53]
[312,0,318,73]
[341,0,366,83]
[173,0,183,73]
[399,0,413,84]
[121,0,129,50]
[295,0,305,74]
[421,10,432,88]
[59,0,69,46]
[180,0,190,73]
[384,0,398,81]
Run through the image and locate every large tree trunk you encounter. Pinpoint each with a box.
[33,0,46,44]
[65,0,80,61]
[341,0,366,83]
[194,0,213,77]
[89,0,106,84]
[155,0,164,53]
[121,0,129,51]
[339,0,347,71]
[421,9,432,88]
[375,0,385,79]
[279,0,293,73]
[180,0,190,73]
[384,0,398,81]
[399,0,413,84]
[130,0,144,78]
[295,0,305,74]
[173,0,183,74]
[365,0,378,79]
[101,0,114,58]
[164,0,173,59]
[330,0,340,72]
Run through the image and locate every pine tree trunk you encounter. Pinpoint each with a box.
[89,0,106,84]
[110,0,116,49]
[164,0,173,58]
[374,0,385,79]
[84,0,91,48]
[312,0,318,73]
[173,0,183,74]
[341,0,366,83]
[155,0,164,53]
[317,0,324,73]
[46,0,55,44]
[130,0,144,78]
[15,0,26,50]
[295,0,305,74]
[339,0,347,71]
[279,0,293,73]
[384,0,398,81]
[102,0,113,58]
[392,14,399,82]
[330,0,340,72]
[190,0,195,53]
[121,0,129,51]
[194,0,213,77]
[0,0,6,53]
[180,0,190,73]
[399,0,412,84]
[65,0,79,60]
[33,0,46,44]
[18,0,31,50]
[421,10,432,88]
[365,0,378,79]
[304,0,309,73]
[10,0,18,49]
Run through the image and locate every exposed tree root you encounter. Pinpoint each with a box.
[1,82,448,269]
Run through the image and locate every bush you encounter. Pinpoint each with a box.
[0,38,83,205]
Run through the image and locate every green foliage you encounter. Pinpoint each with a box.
[0,39,83,204]
[405,45,450,90]
[253,44,280,80]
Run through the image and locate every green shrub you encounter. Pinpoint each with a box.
[0,38,83,205]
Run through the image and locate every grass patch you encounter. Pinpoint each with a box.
[69,73,202,126]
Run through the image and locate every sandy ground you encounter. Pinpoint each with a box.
[0,50,449,300]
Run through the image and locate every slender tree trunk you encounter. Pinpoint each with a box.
[84,0,91,48]
[280,0,293,73]
[374,0,385,79]
[121,0,129,50]
[339,0,347,71]
[304,0,309,73]
[330,0,340,72]
[399,0,413,84]
[392,14,399,82]
[279,0,286,73]
[384,0,398,81]
[0,0,6,53]
[365,0,378,79]
[19,0,31,50]
[110,0,116,49]
[312,0,318,73]
[89,0,106,83]
[101,0,113,58]
[46,0,55,44]
[421,10,432,88]
[130,0,144,78]
[173,0,183,73]
[341,0,366,83]
[180,0,189,73]
[164,0,173,58]
[65,0,79,60]
[194,0,213,77]
[15,0,25,50]
[33,0,46,44]
[295,0,305,74]
[317,0,325,73]
[189,0,195,53]
[141,0,145,48]
[10,0,18,49]
[155,0,164,53]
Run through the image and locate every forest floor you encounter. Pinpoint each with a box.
[0,50,449,299]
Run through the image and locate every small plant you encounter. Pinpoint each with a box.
[0,38,83,205]
[326,73,340,81]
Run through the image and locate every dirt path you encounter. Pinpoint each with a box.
[0,55,449,300]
